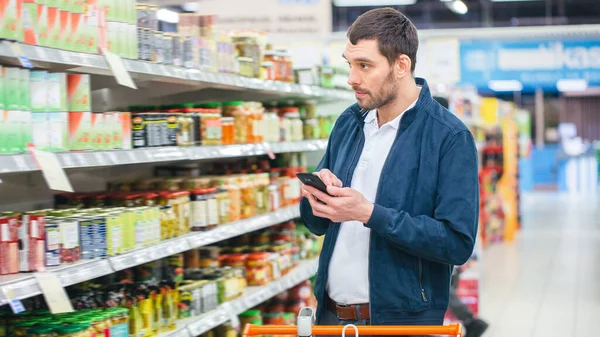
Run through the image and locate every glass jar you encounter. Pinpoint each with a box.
[160,205,177,240]
[200,113,222,145]
[190,189,209,232]
[223,253,248,269]
[246,252,271,286]
[244,102,264,144]
[263,112,280,143]
[279,116,291,142]
[177,111,194,146]
[284,111,304,142]
[238,175,256,219]
[215,188,230,224]
[303,118,319,140]
[221,117,235,145]
[217,178,241,222]
[223,101,249,145]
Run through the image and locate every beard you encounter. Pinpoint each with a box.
[354,70,398,111]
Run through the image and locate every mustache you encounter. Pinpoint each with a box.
[353,87,370,94]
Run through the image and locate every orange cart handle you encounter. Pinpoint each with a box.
[243,324,462,336]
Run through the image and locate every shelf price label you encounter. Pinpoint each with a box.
[35,273,74,314]
[101,48,137,89]
[27,144,74,192]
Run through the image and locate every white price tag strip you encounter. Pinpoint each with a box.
[101,48,137,89]
[28,146,74,192]
[35,273,74,314]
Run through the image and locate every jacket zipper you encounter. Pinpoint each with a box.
[418,258,428,302]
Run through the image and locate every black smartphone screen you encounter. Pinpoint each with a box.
[297,173,332,196]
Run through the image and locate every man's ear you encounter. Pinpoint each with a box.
[396,54,412,78]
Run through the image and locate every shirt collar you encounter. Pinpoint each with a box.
[364,96,419,130]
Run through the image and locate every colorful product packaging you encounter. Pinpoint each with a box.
[44,220,60,267]
[118,111,132,149]
[84,0,100,53]
[59,8,71,50]
[91,112,104,150]
[19,213,46,272]
[79,217,95,260]
[46,72,67,112]
[0,216,20,275]
[0,0,23,42]
[59,218,81,264]
[23,0,40,45]
[37,1,50,47]
[30,71,48,113]
[4,67,21,111]
[31,112,50,150]
[47,5,61,48]
[70,10,86,52]
[47,111,68,152]
[1,111,22,154]
[106,212,123,256]
[67,74,91,111]
[68,111,92,150]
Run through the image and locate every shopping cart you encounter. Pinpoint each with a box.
[242,308,463,337]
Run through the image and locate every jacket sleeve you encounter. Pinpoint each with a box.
[364,130,479,265]
[299,138,333,237]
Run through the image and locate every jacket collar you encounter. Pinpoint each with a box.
[352,77,433,129]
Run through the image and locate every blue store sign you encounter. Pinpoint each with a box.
[459,39,600,93]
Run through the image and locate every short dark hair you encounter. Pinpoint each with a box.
[347,8,419,72]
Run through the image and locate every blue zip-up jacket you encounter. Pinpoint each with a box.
[300,78,479,325]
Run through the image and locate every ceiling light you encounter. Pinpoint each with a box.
[157,8,179,23]
[333,0,417,6]
[448,0,468,14]
[557,79,588,92]
[488,80,523,91]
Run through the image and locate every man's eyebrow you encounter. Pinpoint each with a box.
[343,56,374,63]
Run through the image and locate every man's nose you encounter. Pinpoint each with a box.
[348,69,361,87]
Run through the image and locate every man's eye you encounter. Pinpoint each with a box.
[360,63,369,69]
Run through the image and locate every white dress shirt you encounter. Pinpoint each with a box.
[327,98,418,305]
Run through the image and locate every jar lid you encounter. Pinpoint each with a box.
[240,309,261,317]
[223,101,244,106]
[226,253,249,262]
[221,117,234,122]
[55,325,85,333]
[247,252,270,260]
[27,327,56,334]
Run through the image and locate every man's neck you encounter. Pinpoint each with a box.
[377,80,420,127]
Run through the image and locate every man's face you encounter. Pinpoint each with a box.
[343,39,398,111]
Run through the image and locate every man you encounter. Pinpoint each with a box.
[433,95,489,337]
[300,7,480,329]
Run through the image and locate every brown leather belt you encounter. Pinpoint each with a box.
[327,297,370,320]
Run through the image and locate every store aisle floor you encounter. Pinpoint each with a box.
[479,192,600,337]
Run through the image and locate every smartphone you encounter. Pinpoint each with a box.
[297,172,332,196]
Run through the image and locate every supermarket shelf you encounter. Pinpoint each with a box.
[0,41,354,102]
[0,205,301,305]
[0,140,328,174]
[158,258,319,337]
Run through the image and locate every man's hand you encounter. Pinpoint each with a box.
[313,169,342,188]
[302,184,374,224]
